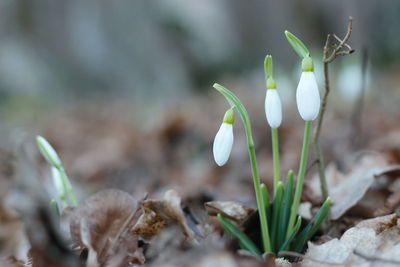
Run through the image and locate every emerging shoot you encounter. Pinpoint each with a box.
[36,135,78,207]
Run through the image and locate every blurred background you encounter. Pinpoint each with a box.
[1,0,400,202]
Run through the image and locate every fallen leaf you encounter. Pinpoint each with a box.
[307,155,400,219]
[69,189,144,265]
[205,201,254,223]
[132,190,198,241]
[303,214,400,267]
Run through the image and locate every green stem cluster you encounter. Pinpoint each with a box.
[214,84,330,256]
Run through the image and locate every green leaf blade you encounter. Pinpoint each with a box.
[292,197,331,252]
[261,183,271,220]
[217,214,261,256]
[278,170,294,247]
[264,55,273,79]
[284,31,310,59]
[271,182,284,252]
[279,216,302,252]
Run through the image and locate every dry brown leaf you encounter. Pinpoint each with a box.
[69,189,144,265]
[205,201,254,223]
[307,155,400,220]
[132,189,197,241]
[303,214,400,267]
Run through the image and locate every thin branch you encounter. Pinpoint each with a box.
[313,17,354,210]
[332,34,352,50]
[325,17,354,63]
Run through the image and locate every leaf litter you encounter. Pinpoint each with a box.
[2,103,400,266]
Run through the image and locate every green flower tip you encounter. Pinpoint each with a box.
[223,108,235,124]
[302,56,314,72]
[264,55,273,78]
[213,83,222,89]
[36,135,62,168]
[284,30,310,59]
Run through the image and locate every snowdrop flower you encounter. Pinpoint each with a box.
[296,57,320,121]
[264,78,282,128]
[213,108,235,166]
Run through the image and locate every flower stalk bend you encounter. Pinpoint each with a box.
[213,83,271,253]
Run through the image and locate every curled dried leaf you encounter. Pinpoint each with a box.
[132,190,197,241]
[205,201,254,223]
[69,189,144,265]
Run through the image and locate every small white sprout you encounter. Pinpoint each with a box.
[296,57,321,121]
[213,108,235,166]
[51,166,66,202]
[36,135,62,168]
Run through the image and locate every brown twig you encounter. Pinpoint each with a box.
[313,17,354,205]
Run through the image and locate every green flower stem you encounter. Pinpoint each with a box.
[213,83,271,252]
[59,167,78,206]
[286,120,312,238]
[271,127,280,195]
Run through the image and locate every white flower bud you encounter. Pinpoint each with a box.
[265,89,282,128]
[36,135,62,168]
[213,122,234,166]
[296,71,320,121]
[51,166,66,201]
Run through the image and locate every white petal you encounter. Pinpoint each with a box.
[51,166,66,198]
[213,123,234,166]
[296,72,321,121]
[265,89,282,128]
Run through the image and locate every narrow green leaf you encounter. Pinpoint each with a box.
[261,183,271,220]
[278,170,294,247]
[279,216,302,252]
[270,182,284,252]
[59,168,78,206]
[264,55,273,79]
[292,197,331,252]
[217,214,261,256]
[284,31,310,59]
[239,241,247,251]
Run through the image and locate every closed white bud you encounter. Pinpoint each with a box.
[265,89,282,128]
[296,71,320,121]
[51,167,66,201]
[36,136,62,168]
[213,122,234,166]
